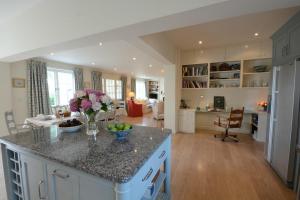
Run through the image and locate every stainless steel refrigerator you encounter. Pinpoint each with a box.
[266,58,300,189]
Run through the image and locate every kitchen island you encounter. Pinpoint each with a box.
[0,125,171,200]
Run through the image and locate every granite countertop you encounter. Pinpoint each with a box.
[0,125,171,183]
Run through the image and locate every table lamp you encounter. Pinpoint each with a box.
[128,91,135,100]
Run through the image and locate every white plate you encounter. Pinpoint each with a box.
[59,124,83,133]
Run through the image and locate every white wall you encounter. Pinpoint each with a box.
[180,40,272,111]
[0,62,12,136]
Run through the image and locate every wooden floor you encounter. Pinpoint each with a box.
[0,114,296,200]
[125,113,296,200]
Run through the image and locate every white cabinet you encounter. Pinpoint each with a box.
[47,164,79,200]
[178,109,195,133]
[21,154,47,200]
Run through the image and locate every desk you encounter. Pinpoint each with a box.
[179,109,267,141]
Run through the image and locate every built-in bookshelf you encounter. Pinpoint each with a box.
[209,61,241,88]
[242,58,272,88]
[182,64,208,89]
[148,80,159,99]
[181,58,271,89]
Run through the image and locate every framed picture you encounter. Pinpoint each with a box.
[12,78,26,88]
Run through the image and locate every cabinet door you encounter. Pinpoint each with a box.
[271,64,295,182]
[21,154,47,200]
[273,32,290,65]
[47,164,79,200]
[289,23,300,58]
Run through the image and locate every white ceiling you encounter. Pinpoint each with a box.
[163,7,300,50]
[43,6,300,79]
[0,0,42,24]
[44,40,165,79]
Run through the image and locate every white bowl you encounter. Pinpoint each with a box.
[59,124,83,133]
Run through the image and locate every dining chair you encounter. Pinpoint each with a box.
[5,111,33,135]
[96,110,116,128]
[214,107,244,142]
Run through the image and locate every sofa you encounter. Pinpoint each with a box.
[127,100,143,117]
[135,99,153,114]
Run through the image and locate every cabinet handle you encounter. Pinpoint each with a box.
[38,180,46,199]
[142,168,153,182]
[52,169,70,179]
[159,150,166,159]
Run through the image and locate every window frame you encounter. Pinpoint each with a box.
[102,78,123,100]
[47,67,75,106]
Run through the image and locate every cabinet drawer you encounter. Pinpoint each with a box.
[129,138,168,200]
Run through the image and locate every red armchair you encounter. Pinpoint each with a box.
[127,100,143,117]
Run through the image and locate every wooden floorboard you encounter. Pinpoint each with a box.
[125,114,296,200]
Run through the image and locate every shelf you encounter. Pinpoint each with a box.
[210,70,240,74]
[210,78,240,81]
[182,88,209,90]
[142,172,166,200]
[182,75,208,78]
[243,87,268,89]
[243,72,270,75]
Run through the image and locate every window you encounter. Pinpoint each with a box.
[136,79,146,99]
[47,68,75,106]
[102,79,123,100]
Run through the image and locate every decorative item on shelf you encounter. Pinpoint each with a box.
[230,63,241,70]
[233,73,240,78]
[106,123,133,141]
[219,63,230,71]
[180,99,189,109]
[210,65,217,72]
[253,65,268,72]
[257,101,268,111]
[69,89,112,135]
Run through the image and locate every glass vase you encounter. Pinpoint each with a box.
[84,113,99,136]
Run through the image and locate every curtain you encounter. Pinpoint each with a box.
[27,59,50,117]
[131,78,136,94]
[91,71,102,90]
[120,76,127,100]
[74,68,84,90]
[145,80,149,98]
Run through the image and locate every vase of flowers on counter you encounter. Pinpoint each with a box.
[257,101,268,111]
[69,89,112,135]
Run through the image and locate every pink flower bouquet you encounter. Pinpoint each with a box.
[69,89,112,117]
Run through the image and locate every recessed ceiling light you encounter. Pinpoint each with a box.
[132,57,137,61]
[161,69,165,73]
[113,67,117,71]
[149,64,152,68]
[198,41,203,45]
[50,52,55,56]
[254,33,259,37]
[91,62,95,65]
[99,42,103,46]
[244,45,249,48]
